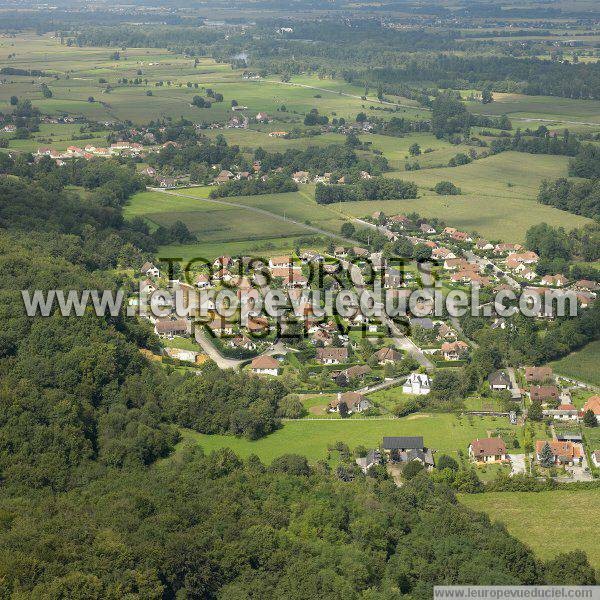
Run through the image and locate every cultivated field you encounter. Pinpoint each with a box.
[460,490,600,570]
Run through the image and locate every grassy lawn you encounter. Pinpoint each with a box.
[460,490,600,570]
[367,386,416,411]
[162,336,201,352]
[549,340,600,387]
[179,412,524,463]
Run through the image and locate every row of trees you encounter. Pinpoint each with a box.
[254,143,388,176]
[315,178,417,204]
[209,173,298,198]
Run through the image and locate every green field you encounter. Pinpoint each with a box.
[124,189,312,246]
[180,412,523,462]
[159,236,323,261]
[465,92,600,130]
[550,340,600,386]
[124,186,348,259]
[339,152,592,242]
[173,184,347,234]
[460,490,600,570]
[0,34,414,127]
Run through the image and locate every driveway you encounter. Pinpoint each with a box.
[509,453,526,476]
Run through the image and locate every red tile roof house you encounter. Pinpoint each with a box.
[530,385,559,404]
[441,341,469,361]
[432,247,456,260]
[194,273,212,289]
[228,335,257,351]
[251,355,280,376]
[506,251,539,265]
[540,274,567,287]
[443,258,472,271]
[329,391,372,414]
[573,280,599,293]
[494,243,523,255]
[292,171,310,184]
[535,440,583,466]
[316,347,348,365]
[269,255,294,270]
[524,366,553,384]
[140,261,160,278]
[388,215,412,229]
[373,347,402,364]
[208,318,234,337]
[213,256,233,269]
[451,231,472,243]
[140,278,156,294]
[468,438,508,463]
[283,271,308,289]
[582,396,600,424]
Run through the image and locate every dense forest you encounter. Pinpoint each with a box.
[315,178,418,204]
[537,145,600,219]
[344,55,600,100]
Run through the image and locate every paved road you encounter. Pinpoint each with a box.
[194,327,243,369]
[383,315,435,370]
[335,256,435,371]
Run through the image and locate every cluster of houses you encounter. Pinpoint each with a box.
[368,212,597,311]
[355,428,592,477]
[34,139,176,166]
[515,365,600,426]
[355,436,435,473]
[467,435,586,468]
[292,170,373,185]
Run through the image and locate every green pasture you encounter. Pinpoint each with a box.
[158,236,324,262]
[125,188,335,257]
[338,152,591,241]
[180,412,524,463]
[1,122,109,153]
[165,186,349,235]
[466,92,600,129]
[460,490,600,570]
[0,34,426,125]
